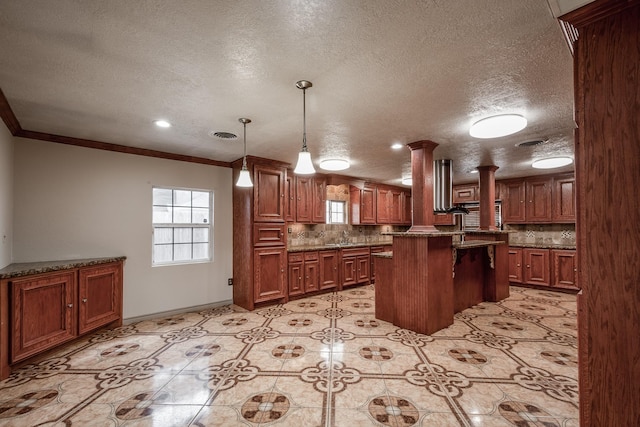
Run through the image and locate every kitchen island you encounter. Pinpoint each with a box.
[374,231,509,335]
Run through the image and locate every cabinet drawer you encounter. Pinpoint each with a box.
[288,252,304,263]
[253,223,286,246]
[304,251,319,261]
[341,247,369,258]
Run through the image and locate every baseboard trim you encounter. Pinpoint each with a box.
[123,299,234,324]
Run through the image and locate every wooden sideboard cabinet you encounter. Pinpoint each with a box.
[1,258,124,379]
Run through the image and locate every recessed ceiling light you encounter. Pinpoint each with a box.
[154,119,171,128]
[391,143,404,150]
[532,157,573,169]
[319,159,350,171]
[469,169,478,174]
[401,177,412,186]
[469,114,527,139]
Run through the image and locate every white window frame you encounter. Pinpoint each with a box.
[326,200,347,224]
[152,186,213,266]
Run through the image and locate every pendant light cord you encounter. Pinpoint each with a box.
[302,87,308,152]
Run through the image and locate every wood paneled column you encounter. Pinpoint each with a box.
[561,1,640,425]
[477,165,499,230]
[407,140,438,233]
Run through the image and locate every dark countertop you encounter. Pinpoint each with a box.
[288,242,392,253]
[0,256,127,280]
[509,243,576,250]
[453,240,506,249]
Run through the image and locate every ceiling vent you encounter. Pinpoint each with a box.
[516,139,547,147]
[208,131,237,140]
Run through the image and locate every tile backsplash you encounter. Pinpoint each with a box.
[506,224,576,246]
[287,223,405,247]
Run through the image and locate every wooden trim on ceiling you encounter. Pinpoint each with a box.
[559,0,638,27]
[0,88,22,135]
[0,88,231,168]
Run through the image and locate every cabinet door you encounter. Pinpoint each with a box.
[552,250,578,289]
[356,255,371,284]
[552,175,576,222]
[502,180,526,223]
[376,188,390,223]
[311,177,326,223]
[288,261,304,297]
[295,176,313,223]
[349,186,362,225]
[508,247,523,283]
[453,184,478,203]
[254,164,285,222]
[342,258,357,286]
[319,250,339,290]
[78,263,122,335]
[254,248,286,303]
[526,178,552,222]
[361,187,376,224]
[388,189,403,224]
[11,271,76,363]
[284,172,295,222]
[304,260,319,292]
[402,191,412,225]
[523,249,550,286]
[253,223,286,247]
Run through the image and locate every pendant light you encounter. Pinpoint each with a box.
[294,80,316,174]
[236,118,253,188]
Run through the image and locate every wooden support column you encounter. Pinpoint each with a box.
[407,140,438,233]
[477,165,499,230]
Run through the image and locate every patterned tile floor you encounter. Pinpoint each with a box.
[0,285,579,426]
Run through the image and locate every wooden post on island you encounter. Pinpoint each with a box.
[478,165,499,230]
[406,140,438,232]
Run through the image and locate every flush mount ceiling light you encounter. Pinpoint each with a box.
[319,159,350,171]
[294,80,316,175]
[154,119,171,128]
[391,143,404,150]
[469,114,527,139]
[236,118,253,188]
[401,177,413,186]
[532,156,573,169]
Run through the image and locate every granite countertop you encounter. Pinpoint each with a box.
[509,243,576,250]
[453,240,506,249]
[371,251,393,259]
[384,231,464,237]
[287,242,392,253]
[0,256,127,280]
[465,230,513,235]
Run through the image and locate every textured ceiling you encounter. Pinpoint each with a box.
[0,0,579,185]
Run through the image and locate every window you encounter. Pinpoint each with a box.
[152,187,213,265]
[326,200,346,224]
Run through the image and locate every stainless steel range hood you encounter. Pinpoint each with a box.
[433,159,468,214]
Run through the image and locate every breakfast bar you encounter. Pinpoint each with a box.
[373,231,509,335]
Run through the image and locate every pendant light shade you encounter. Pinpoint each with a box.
[236,118,253,188]
[294,80,316,174]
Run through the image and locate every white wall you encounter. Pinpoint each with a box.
[0,123,14,269]
[13,138,233,319]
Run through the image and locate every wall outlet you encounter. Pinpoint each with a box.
[288,227,292,234]
[228,278,233,286]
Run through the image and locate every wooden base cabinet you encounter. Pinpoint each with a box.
[508,247,523,284]
[1,259,124,379]
[288,250,338,297]
[552,249,578,290]
[523,248,551,287]
[341,247,370,287]
[254,248,287,304]
[318,250,339,290]
[509,247,578,291]
[11,271,77,363]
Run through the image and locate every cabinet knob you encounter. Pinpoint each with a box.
[67,303,73,308]
[281,268,284,273]
[82,298,88,303]
[526,265,530,268]
[574,268,577,272]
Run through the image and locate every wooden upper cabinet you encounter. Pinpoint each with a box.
[502,180,526,223]
[360,186,376,224]
[253,164,285,222]
[311,176,326,223]
[525,177,552,222]
[295,176,313,223]
[402,190,412,225]
[376,187,391,223]
[453,184,479,203]
[389,189,403,224]
[552,174,576,222]
[349,185,361,225]
[284,171,295,222]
